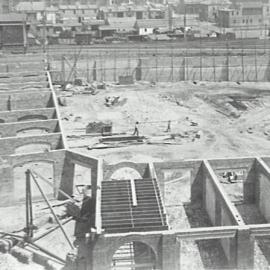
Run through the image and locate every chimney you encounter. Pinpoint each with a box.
[168,4,173,31]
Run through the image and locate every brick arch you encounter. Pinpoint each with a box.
[97,234,161,269]
[18,114,48,122]
[13,160,55,202]
[14,142,51,155]
[104,162,146,181]
[16,127,49,136]
[13,159,55,169]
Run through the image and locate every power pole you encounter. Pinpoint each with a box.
[170,45,174,81]
[199,34,202,81]
[61,55,65,84]
[42,9,47,54]
[86,52,90,83]
[265,24,267,55]
[9,0,14,12]
[225,41,230,82]
[113,49,116,82]
[241,38,245,81]
[155,42,158,82]
[254,44,258,82]
[212,48,216,82]
[184,5,187,43]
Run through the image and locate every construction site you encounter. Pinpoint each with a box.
[2,42,270,270]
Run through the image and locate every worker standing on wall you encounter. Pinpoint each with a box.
[133,121,139,136]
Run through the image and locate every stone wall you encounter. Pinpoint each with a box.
[0,120,59,138]
[0,150,66,205]
[0,133,63,155]
[0,108,57,123]
[0,92,54,111]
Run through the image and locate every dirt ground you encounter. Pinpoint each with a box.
[163,168,229,269]
[3,79,270,269]
[0,200,71,270]
[60,80,270,164]
[58,80,270,269]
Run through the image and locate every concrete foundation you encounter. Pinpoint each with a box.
[2,55,270,270]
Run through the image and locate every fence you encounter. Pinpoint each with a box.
[49,46,270,83]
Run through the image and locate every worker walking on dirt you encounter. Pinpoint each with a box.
[133,121,139,136]
[166,120,171,132]
[7,95,11,111]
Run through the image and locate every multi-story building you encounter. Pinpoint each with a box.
[59,4,98,22]
[181,0,231,22]
[217,0,270,28]
[98,5,148,20]
[0,13,28,48]
[199,0,231,22]
[98,4,166,20]
[1,0,15,13]
[16,2,46,23]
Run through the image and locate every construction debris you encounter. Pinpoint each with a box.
[99,135,145,143]
[118,75,134,85]
[63,81,98,95]
[11,246,33,264]
[105,96,127,107]
[190,121,198,126]
[86,121,112,135]
[0,238,18,254]
[247,127,253,134]
[96,82,106,89]
[58,97,67,106]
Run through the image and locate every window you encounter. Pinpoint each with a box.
[233,19,236,24]
[259,18,262,23]
[242,19,245,23]
[236,11,239,15]
[232,11,234,16]
[145,28,147,32]
[73,10,76,14]
[250,19,252,23]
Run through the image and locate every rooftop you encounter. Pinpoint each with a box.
[106,17,136,30]
[100,4,148,12]
[16,1,46,12]
[0,13,27,22]
[59,4,98,10]
[135,19,169,29]
[135,18,185,29]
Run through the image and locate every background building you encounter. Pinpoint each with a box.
[0,13,27,49]
[217,0,270,28]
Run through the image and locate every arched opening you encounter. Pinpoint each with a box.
[15,143,51,154]
[0,119,5,123]
[111,241,157,270]
[17,127,49,137]
[18,115,48,122]
[13,161,54,202]
[111,167,141,181]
